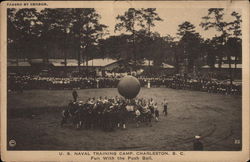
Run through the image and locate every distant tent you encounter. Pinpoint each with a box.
[7,59,31,67]
[49,59,79,67]
[141,59,153,66]
[83,58,118,67]
[201,64,242,69]
[162,63,174,69]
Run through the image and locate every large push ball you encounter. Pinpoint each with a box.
[117,76,141,99]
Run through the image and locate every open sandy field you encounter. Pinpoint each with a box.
[7,88,242,151]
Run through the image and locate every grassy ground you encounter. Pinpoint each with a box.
[7,88,242,151]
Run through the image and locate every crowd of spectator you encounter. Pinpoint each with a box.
[8,73,242,95]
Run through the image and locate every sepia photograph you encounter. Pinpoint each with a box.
[1,1,249,161]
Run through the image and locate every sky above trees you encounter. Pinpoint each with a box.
[97,8,241,39]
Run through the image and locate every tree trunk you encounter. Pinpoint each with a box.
[228,51,233,87]
[234,56,237,69]
[77,40,81,72]
[174,49,179,74]
[77,50,80,67]
[132,30,136,68]
[64,55,67,67]
[85,45,89,78]
[64,38,67,67]
[16,57,19,67]
[148,23,151,68]
[132,12,136,68]
[64,44,67,67]
[218,56,222,69]
[16,47,19,67]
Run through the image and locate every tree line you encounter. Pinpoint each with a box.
[8,8,242,74]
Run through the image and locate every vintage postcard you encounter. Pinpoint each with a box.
[1,0,249,161]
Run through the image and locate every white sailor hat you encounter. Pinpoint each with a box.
[195,135,201,139]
